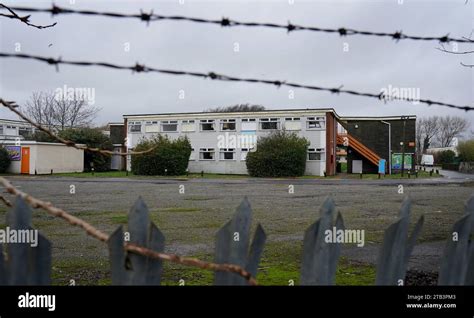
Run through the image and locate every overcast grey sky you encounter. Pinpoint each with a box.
[0,0,473,127]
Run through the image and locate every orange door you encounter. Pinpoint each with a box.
[20,147,30,174]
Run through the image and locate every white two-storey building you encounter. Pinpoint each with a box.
[123,108,339,176]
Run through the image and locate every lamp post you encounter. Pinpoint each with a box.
[400,116,409,177]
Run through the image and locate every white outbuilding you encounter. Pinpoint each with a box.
[0,141,84,174]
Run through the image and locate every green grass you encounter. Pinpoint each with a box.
[51,169,440,180]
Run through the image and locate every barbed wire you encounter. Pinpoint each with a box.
[0,3,56,29]
[0,98,156,156]
[3,4,473,44]
[0,176,257,285]
[0,52,472,111]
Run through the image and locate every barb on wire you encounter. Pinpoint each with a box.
[0,98,155,156]
[0,176,257,285]
[3,4,473,43]
[0,3,56,29]
[0,52,472,111]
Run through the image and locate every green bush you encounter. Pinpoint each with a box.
[436,150,456,164]
[131,135,192,175]
[59,128,113,172]
[0,147,11,173]
[457,140,474,162]
[246,130,309,177]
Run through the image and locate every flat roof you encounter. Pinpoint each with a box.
[0,118,32,125]
[123,108,340,119]
[340,115,417,121]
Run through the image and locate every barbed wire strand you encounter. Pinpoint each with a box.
[0,52,472,111]
[0,98,156,156]
[0,3,56,29]
[0,176,257,285]
[0,194,12,207]
[2,4,473,44]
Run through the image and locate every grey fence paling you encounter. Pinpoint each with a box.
[0,195,473,285]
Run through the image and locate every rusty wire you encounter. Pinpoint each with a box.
[0,98,156,156]
[0,176,257,285]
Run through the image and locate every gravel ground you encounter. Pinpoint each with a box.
[0,176,472,285]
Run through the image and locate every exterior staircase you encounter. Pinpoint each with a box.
[337,133,381,167]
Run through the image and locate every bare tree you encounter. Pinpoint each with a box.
[23,91,100,130]
[205,103,265,112]
[23,91,56,127]
[416,116,440,158]
[437,116,469,147]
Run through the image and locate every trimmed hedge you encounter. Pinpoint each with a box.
[131,135,192,176]
[0,147,11,173]
[246,130,309,177]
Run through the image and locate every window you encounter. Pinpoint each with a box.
[260,118,279,130]
[200,120,215,131]
[240,148,253,161]
[128,121,142,133]
[161,120,178,132]
[219,148,235,160]
[199,148,215,160]
[284,117,301,130]
[241,118,257,131]
[18,127,32,137]
[0,126,3,135]
[307,117,326,129]
[181,120,195,132]
[220,119,236,131]
[308,148,325,161]
[145,121,159,133]
[189,148,195,161]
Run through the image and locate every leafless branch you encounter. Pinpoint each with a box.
[436,47,474,55]
[0,98,155,156]
[0,176,257,285]
[0,3,56,29]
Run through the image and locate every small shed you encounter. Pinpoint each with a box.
[0,141,84,174]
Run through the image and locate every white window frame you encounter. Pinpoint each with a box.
[308,148,325,161]
[189,148,195,161]
[220,119,236,131]
[199,148,215,160]
[200,119,215,132]
[161,120,178,132]
[307,116,326,130]
[181,120,195,132]
[284,117,301,130]
[219,148,235,160]
[128,121,142,133]
[240,148,253,161]
[259,118,280,130]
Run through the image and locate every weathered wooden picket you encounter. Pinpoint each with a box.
[0,194,472,285]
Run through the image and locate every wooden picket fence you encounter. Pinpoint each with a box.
[0,194,472,285]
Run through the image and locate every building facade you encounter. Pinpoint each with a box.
[340,116,417,174]
[123,109,339,176]
[0,141,84,174]
[0,119,36,141]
